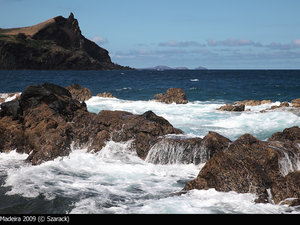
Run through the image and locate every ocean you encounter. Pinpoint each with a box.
[0,69,299,214]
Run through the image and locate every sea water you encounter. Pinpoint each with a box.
[0,70,299,214]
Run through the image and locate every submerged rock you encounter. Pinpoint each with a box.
[155,88,188,104]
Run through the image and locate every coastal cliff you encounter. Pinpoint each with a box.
[0,13,131,70]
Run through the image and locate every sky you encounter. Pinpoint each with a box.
[1,0,300,69]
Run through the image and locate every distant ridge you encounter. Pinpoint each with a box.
[0,13,132,70]
[139,65,207,71]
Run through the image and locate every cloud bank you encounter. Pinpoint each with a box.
[111,37,300,69]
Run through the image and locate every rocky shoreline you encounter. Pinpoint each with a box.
[0,83,299,207]
[217,99,300,112]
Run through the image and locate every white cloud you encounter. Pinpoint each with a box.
[158,41,204,47]
[292,39,300,47]
[207,38,262,47]
[267,39,300,50]
[91,36,108,45]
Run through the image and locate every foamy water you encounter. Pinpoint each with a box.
[0,97,299,214]
[0,144,295,214]
[86,97,300,141]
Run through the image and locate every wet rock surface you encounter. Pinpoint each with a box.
[184,126,300,206]
[146,131,231,165]
[155,88,188,104]
[65,83,92,102]
[0,83,181,164]
[217,103,245,112]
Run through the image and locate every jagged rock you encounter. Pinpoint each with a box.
[201,131,232,158]
[260,102,293,113]
[234,99,272,106]
[234,100,261,106]
[261,100,272,104]
[0,100,21,120]
[155,88,188,104]
[291,98,300,107]
[0,83,88,164]
[183,127,300,206]
[0,83,181,164]
[268,126,300,143]
[217,103,245,112]
[270,102,289,110]
[0,13,131,70]
[65,83,92,102]
[93,110,183,159]
[97,92,115,98]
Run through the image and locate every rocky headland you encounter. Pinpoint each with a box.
[0,13,131,70]
[0,83,300,207]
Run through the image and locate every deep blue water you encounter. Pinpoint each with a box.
[0,70,299,103]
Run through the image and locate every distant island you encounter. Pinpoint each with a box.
[139,65,207,71]
[0,13,132,70]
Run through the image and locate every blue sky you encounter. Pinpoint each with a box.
[1,0,300,69]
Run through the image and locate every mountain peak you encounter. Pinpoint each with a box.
[0,13,131,70]
[69,12,75,20]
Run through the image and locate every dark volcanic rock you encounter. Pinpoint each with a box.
[65,83,92,102]
[0,100,21,120]
[268,126,300,143]
[184,127,300,206]
[0,13,131,70]
[90,110,183,159]
[0,83,181,164]
[155,88,188,104]
[201,131,231,158]
[217,103,245,112]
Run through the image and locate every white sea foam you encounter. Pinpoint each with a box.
[1,97,299,214]
[0,141,297,214]
[0,150,28,176]
[0,93,21,103]
[86,97,300,141]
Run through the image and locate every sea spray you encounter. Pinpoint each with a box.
[86,97,300,141]
[270,143,300,176]
[146,135,208,165]
[0,136,297,213]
